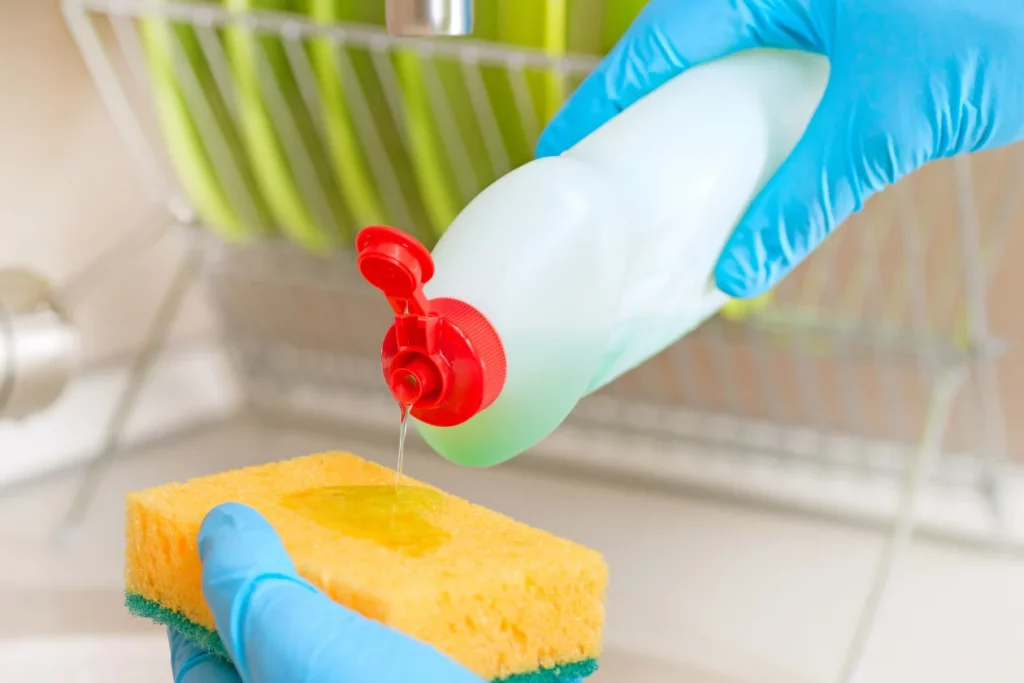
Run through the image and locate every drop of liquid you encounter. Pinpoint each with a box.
[396,402,412,488]
[281,485,449,557]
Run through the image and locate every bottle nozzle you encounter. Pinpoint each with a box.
[356,226,507,428]
[388,354,444,407]
[390,370,424,405]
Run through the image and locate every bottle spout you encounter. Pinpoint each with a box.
[356,226,506,427]
[385,0,474,37]
[388,354,442,406]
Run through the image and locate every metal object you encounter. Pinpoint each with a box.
[386,0,473,37]
[57,1,1024,679]
[0,269,80,419]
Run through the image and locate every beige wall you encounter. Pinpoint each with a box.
[0,1,214,367]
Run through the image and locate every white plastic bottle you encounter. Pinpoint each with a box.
[356,48,830,467]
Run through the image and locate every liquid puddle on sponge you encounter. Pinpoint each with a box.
[281,484,449,557]
[281,403,437,556]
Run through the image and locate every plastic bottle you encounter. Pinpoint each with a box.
[356,48,830,467]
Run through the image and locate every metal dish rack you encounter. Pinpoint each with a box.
[62,0,1024,540]
[55,0,1024,679]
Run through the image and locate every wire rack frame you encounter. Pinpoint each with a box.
[60,0,1024,553]
[56,3,1024,682]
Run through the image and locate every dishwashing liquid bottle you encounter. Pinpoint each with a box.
[355,48,830,467]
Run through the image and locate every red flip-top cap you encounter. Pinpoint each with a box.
[355,226,506,427]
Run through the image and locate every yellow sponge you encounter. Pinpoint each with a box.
[124,452,607,682]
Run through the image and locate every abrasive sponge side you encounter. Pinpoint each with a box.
[124,452,607,682]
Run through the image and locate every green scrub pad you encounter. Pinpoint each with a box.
[128,592,597,683]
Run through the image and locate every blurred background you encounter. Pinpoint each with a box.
[2,1,1023,681]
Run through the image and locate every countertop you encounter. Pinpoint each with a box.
[0,418,1022,682]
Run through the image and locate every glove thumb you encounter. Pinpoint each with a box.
[714,87,890,298]
[199,503,483,683]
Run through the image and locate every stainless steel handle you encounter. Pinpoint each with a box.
[386,0,473,37]
[0,269,81,420]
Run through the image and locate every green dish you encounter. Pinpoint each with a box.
[393,37,496,237]
[225,0,352,253]
[309,1,435,245]
[394,0,539,240]
[308,0,387,230]
[395,0,607,240]
[140,3,274,240]
[602,0,648,53]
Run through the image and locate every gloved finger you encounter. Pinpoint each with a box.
[536,0,823,157]
[199,503,484,683]
[713,83,914,297]
[168,628,240,683]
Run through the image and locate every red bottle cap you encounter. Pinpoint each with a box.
[355,226,507,427]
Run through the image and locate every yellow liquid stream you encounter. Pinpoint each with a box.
[396,402,411,487]
[281,485,449,557]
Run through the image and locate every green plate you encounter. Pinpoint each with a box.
[393,24,496,238]
[140,3,274,240]
[602,0,647,52]
[226,0,352,253]
[309,1,435,245]
[395,0,606,240]
[309,0,386,229]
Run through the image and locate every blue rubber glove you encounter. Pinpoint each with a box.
[168,502,484,683]
[536,0,1024,298]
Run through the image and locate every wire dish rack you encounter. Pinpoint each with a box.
[54,1,1024,681]
[61,0,1024,548]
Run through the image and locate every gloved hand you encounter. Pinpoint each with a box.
[168,502,484,683]
[537,0,1024,298]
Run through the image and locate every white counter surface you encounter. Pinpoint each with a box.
[0,420,1021,683]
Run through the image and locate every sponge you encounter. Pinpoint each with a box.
[124,452,607,682]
